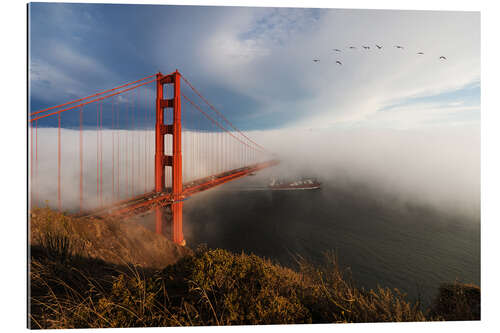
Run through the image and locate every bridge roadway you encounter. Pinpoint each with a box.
[87,160,279,219]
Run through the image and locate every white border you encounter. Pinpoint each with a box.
[0,1,498,332]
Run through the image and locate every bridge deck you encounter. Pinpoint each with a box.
[88,160,279,218]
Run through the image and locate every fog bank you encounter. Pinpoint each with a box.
[29,124,480,219]
[250,124,480,219]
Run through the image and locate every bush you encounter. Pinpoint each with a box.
[431,283,480,321]
[161,247,311,325]
[39,231,73,261]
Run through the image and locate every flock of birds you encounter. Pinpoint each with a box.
[312,44,447,65]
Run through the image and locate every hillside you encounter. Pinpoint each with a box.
[30,207,191,269]
[28,208,480,328]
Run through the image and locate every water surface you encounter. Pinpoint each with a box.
[178,170,480,305]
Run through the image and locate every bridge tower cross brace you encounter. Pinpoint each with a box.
[155,70,184,245]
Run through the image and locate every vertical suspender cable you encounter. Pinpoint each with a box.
[149,83,153,189]
[190,124,193,181]
[125,97,129,198]
[194,124,200,179]
[217,130,219,174]
[30,122,33,208]
[193,127,196,179]
[198,123,200,178]
[137,88,141,194]
[201,130,204,178]
[210,131,213,175]
[219,130,221,173]
[100,101,103,207]
[212,130,215,175]
[80,106,83,211]
[132,89,135,196]
[58,111,61,211]
[187,126,190,181]
[96,104,99,204]
[116,100,121,200]
[146,86,149,189]
[35,120,38,205]
[144,86,147,192]
[112,96,115,201]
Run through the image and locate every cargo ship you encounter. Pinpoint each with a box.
[268,177,321,190]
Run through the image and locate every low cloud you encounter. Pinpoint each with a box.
[248,123,480,219]
[30,123,480,221]
[29,128,270,211]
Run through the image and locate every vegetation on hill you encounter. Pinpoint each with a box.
[29,208,480,328]
[30,207,191,268]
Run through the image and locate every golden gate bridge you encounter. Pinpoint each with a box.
[29,70,279,246]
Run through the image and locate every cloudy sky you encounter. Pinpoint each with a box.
[27,2,481,215]
[29,3,480,131]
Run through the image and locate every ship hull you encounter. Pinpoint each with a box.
[268,184,321,191]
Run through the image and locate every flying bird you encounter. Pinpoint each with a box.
[333,48,342,52]
[349,46,356,49]
[362,45,370,49]
[395,45,404,49]
[439,56,447,60]
[336,60,343,65]
[417,52,424,55]
[376,44,383,49]
[313,59,320,63]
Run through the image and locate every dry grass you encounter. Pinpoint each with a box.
[30,207,191,268]
[28,208,480,328]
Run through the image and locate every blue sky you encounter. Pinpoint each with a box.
[29,3,480,131]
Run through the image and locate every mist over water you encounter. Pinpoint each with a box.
[181,124,480,304]
[182,169,479,305]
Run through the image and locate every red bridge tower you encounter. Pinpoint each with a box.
[155,70,184,245]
